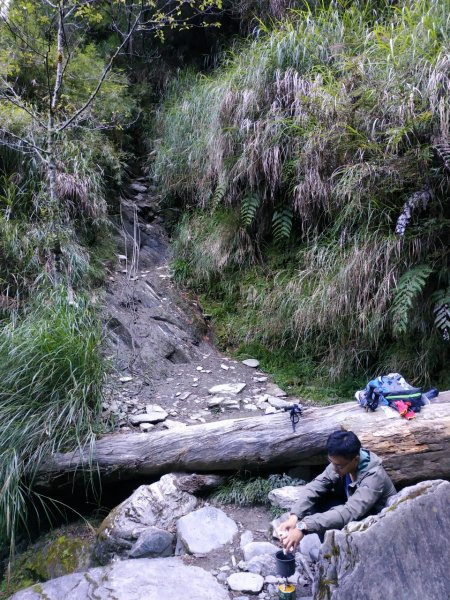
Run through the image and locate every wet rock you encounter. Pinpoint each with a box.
[176,506,238,554]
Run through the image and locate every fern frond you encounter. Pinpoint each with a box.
[272,207,292,242]
[390,264,433,336]
[431,286,450,341]
[435,143,450,172]
[241,192,260,227]
[211,177,228,207]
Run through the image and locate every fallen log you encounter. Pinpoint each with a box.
[37,394,450,489]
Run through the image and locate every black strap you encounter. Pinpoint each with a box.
[284,403,303,432]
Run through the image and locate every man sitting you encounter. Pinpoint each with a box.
[278,430,397,551]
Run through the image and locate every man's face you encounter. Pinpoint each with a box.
[328,454,359,476]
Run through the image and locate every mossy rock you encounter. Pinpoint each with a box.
[0,523,96,599]
[24,534,93,581]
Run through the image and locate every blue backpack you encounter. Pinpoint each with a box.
[357,373,424,413]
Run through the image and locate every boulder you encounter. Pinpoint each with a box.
[128,527,174,558]
[299,533,321,562]
[8,557,230,600]
[314,480,450,600]
[176,506,238,554]
[242,542,279,562]
[268,485,305,510]
[95,474,197,564]
[245,554,278,576]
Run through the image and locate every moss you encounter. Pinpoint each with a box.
[331,545,340,557]
[0,523,96,599]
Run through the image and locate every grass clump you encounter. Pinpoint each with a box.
[0,288,105,555]
[211,473,305,507]
[153,0,450,391]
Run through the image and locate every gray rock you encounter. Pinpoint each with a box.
[299,533,321,562]
[246,554,278,576]
[176,506,238,554]
[162,419,187,429]
[243,542,279,562]
[129,405,168,424]
[95,474,197,564]
[240,530,254,549]
[8,557,230,600]
[266,396,291,409]
[268,485,305,509]
[129,527,174,558]
[208,383,247,395]
[314,480,450,600]
[242,359,260,368]
[265,383,287,397]
[227,572,264,593]
[208,396,226,407]
[139,422,154,432]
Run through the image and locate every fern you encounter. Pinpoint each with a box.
[390,265,433,336]
[241,192,260,227]
[272,206,292,242]
[435,142,450,172]
[431,287,450,341]
[211,177,228,207]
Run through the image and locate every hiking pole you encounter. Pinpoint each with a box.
[283,404,303,432]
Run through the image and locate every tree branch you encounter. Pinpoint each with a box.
[58,8,142,132]
[0,128,47,159]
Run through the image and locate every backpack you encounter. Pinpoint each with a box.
[356,373,424,416]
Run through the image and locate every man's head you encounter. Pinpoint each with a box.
[326,430,361,475]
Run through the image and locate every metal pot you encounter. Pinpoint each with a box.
[275,550,296,578]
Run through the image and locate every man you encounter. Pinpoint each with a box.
[278,430,397,552]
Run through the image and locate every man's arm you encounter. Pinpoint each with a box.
[302,471,385,533]
[289,464,337,519]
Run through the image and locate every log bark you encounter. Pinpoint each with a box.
[37,393,450,489]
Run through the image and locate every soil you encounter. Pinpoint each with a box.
[97,177,315,598]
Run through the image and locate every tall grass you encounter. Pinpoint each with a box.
[152,0,450,387]
[0,289,105,554]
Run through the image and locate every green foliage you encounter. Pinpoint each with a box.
[272,206,292,241]
[431,286,450,341]
[241,191,260,227]
[153,0,450,386]
[211,473,305,506]
[0,288,105,555]
[390,265,433,336]
[172,210,256,288]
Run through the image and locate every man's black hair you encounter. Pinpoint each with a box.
[326,430,361,459]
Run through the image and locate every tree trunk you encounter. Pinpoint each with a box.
[37,394,450,489]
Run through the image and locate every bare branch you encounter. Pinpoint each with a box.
[0,128,47,159]
[58,8,143,132]
[0,82,47,129]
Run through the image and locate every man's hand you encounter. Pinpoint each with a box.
[276,514,298,537]
[281,527,303,553]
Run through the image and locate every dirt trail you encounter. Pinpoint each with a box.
[102,175,301,434]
